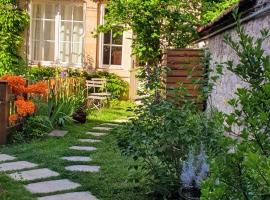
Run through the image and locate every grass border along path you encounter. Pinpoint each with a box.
[0,101,147,200]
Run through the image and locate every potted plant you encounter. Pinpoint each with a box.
[180,146,209,199]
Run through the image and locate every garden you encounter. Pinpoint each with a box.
[1,0,270,200]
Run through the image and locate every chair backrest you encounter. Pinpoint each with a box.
[86,78,107,93]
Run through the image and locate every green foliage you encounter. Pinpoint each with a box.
[202,0,239,23]
[201,14,270,199]
[9,115,52,144]
[114,88,223,199]
[27,66,129,100]
[0,0,29,76]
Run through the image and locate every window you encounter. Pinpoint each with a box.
[30,2,84,66]
[100,5,123,67]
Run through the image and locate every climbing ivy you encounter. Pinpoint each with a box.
[0,0,29,76]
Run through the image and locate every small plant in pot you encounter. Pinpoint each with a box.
[180,146,209,200]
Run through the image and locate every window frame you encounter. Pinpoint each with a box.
[99,4,124,69]
[29,0,86,67]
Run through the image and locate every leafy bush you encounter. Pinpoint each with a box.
[9,115,52,143]
[0,0,29,76]
[201,14,270,199]
[114,92,223,199]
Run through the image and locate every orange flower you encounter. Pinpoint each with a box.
[1,75,26,94]
[15,99,36,116]
[9,114,18,123]
[25,81,48,95]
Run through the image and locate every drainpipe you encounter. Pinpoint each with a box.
[195,3,270,43]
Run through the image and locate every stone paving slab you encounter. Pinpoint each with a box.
[69,146,97,151]
[65,165,100,172]
[92,127,112,131]
[112,119,129,123]
[100,123,120,127]
[25,179,80,194]
[86,132,106,137]
[0,154,16,162]
[9,168,59,181]
[61,156,92,162]
[48,130,68,137]
[79,139,101,143]
[0,161,38,172]
[38,192,98,200]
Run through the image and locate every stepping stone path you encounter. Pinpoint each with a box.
[0,154,97,199]
[86,132,106,137]
[0,120,126,199]
[38,192,98,200]
[9,168,59,181]
[79,139,101,143]
[49,130,68,137]
[61,156,92,162]
[69,146,97,151]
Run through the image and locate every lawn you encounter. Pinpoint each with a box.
[0,101,147,200]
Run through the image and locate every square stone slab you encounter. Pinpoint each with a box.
[65,165,100,172]
[0,154,16,162]
[69,146,97,151]
[79,139,101,143]
[112,119,129,123]
[92,127,112,131]
[9,168,59,181]
[61,156,92,162]
[48,130,68,137]
[86,132,106,137]
[25,179,80,194]
[38,192,98,200]
[0,161,37,172]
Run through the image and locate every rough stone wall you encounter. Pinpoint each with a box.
[206,11,270,114]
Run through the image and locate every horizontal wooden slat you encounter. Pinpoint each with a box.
[166,77,203,84]
[167,69,204,77]
[167,56,202,64]
[166,83,202,90]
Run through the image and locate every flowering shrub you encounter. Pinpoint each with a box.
[0,75,47,124]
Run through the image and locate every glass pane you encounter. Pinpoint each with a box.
[73,22,84,43]
[112,31,123,45]
[72,43,83,64]
[32,41,42,60]
[44,21,55,40]
[44,41,55,61]
[103,45,110,65]
[60,21,72,42]
[32,4,43,18]
[60,42,70,62]
[61,5,72,20]
[73,6,84,21]
[32,20,43,41]
[104,31,111,44]
[111,46,122,65]
[45,4,56,19]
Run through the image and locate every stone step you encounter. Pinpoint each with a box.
[9,168,59,181]
[92,127,112,131]
[61,156,92,162]
[25,179,80,194]
[0,154,16,162]
[48,130,68,137]
[0,161,38,172]
[100,123,120,127]
[112,119,129,123]
[38,192,98,200]
[65,165,100,172]
[86,132,106,137]
[69,146,97,151]
[79,139,101,143]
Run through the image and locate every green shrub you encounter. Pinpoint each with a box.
[9,115,52,144]
[114,93,223,199]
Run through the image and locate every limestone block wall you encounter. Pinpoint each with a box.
[206,11,270,114]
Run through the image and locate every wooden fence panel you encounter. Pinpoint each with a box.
[164,48,204,103]
[0,81,9,145]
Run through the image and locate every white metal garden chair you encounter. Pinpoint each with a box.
[86,78,111,109]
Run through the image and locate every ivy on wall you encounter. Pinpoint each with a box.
[0,0,29,76]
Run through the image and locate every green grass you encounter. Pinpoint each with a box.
[0,101,147,200]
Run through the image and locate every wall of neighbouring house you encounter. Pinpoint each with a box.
[202,7,270,114]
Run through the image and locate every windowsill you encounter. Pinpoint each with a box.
[98,65,125,70]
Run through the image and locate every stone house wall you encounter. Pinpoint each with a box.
[205,8,270,114]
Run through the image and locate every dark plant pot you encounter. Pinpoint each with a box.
[72,111,87,123]
[179,187,201,200]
